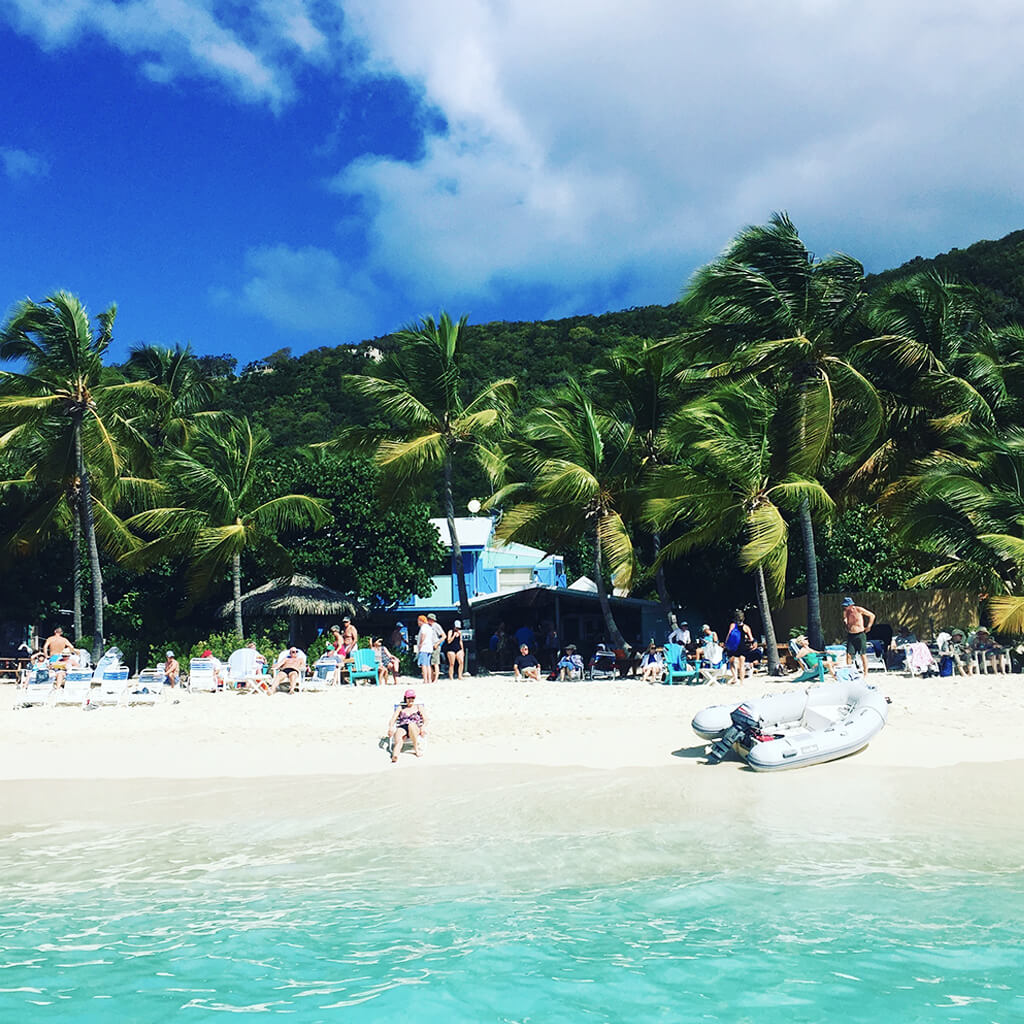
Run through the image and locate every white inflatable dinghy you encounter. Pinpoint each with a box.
[691,678,888,771]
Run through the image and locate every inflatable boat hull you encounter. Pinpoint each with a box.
[691,679,888,772]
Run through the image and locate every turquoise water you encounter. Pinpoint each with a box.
[1,770,1021,1022]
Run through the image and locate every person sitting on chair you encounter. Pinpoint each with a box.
[271,646,306,693]
[514,644,542,681]
[557,644,584,680]
[640,642,665,683]
[164,651,180,687]
[788,635,835,682]
[387,689,427,762]
[373,637,400,685]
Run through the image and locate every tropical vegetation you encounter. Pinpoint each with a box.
[5,217,1024,663]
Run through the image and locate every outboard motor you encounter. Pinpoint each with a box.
[706,704,762,765]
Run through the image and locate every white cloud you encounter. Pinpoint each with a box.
[1,0,329,106]
[332,0,1024,311]
[1,146,49,179]
[223,244,379,337]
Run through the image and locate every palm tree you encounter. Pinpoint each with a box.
[644,384,833,674]
[124,342,219,445]
[0,292,158,659]
[488,379,635,648]
[123,416,329,636]
[882,425,1024,631]
[681,212,882,649]
[591,338,678,621]
[325,312,517,620]
[850,272,1024,496]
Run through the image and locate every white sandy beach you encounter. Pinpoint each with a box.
[1,670,1021,783]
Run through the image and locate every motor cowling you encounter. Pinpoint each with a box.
[705,704,764,765]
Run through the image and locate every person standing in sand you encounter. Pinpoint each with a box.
[842,597,875,676]
[415,614,434,686]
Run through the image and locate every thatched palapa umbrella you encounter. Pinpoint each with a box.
[218,574,364,645]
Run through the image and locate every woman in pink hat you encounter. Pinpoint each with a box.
[387,688,427,762]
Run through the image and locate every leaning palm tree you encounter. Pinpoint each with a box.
[488,379,635,649]
[0,292,159,659]
[849,272,1024,496]
[645,384,833,674]
[681,212,882,649]
[123,416,329,637]
[323,312,517,620]
[882,425,1024,632]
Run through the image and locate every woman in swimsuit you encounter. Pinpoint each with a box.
[387,688,428,762]
[445,620,465,680]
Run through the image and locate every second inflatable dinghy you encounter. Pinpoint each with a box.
[691,678,889,771]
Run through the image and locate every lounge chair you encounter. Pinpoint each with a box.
[188,658,221,693]
[788,640,826,684]
[225,648,269,693]
[663,642,699,685]
[52,672,96,708]
[347,648,379,686]
[306,656,340,690]
[13,667,55,709]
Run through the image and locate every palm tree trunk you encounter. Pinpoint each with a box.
[652,530,673,625]
[799,499,824,650]
[754,565,781,674]
[71,490,83,641]
[594,525,627,649]
[76,421,104,663]
[233,553,244,638]
[444,453,471,618]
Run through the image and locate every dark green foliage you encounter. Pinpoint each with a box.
[249,451,445,607]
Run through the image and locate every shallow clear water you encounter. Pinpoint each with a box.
[1,770,1021,1022]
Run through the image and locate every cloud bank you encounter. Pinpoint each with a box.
[6,0,1024,335]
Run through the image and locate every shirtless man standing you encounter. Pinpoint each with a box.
[842,597,876,676]
[43,626,74,659]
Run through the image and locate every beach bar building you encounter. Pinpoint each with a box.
[381,517,664,669]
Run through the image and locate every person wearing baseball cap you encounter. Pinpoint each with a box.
[163,650,180,687]
[842,597,875,677]
[386,688,427,762]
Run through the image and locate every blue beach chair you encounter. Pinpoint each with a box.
[663,642,699,685]
[347,648,379,685]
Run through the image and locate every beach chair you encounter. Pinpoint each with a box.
[698,641,731,684]
[347,648,379,685]
[382,704,427,756]
[226,648,269,693]
[588,644,618,680]
[188,658,221,693]
[13,667,55,709]
[788,640,826,684]
[663,642,699,685]
[52,672,96,708]
[91,669,131,707]
[306,657,340,690]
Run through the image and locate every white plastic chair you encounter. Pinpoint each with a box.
[188,658,221,692]
[52,673,96,708]
[225,649,269,693]
[13,667,55,709]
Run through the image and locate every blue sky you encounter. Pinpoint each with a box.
[3,1,1024,367]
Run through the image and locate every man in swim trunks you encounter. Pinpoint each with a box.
[842,597,875,676]
[43,626,75,659]
[271,646,305,694]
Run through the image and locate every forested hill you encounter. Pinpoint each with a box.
[866,227,1024,326]
[219,227,1024,448]
[217,303,691,448]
